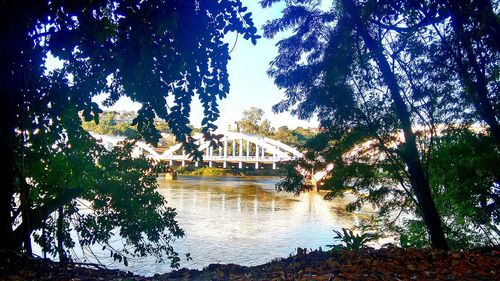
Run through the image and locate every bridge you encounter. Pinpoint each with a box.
[92,131,303,170]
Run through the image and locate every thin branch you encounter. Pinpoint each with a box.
[369,14,449,33]
[228,32,238,54]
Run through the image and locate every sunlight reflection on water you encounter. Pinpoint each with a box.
[120,175,370,276]
[36,176,371,276]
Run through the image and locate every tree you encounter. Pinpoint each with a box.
[438,0,500,145]
[398,128,499,249]
[0,0,259,264]
[273,126,316,147]
[414,129,499,248]
[274,126,300,146]
[369,0,499,145]
[237,107,274,136]
[82,111,138,137]
[81,111,174,137]
[368,0,499,246]
[262,0,497,249]
[292,127,316,146]
[341,0,448,249]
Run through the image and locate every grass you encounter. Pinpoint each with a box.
[175,166,286,176]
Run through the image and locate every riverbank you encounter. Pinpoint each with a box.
[2,246,498,280]
[174,166,286,177]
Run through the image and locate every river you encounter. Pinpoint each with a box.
[48,176,371,276]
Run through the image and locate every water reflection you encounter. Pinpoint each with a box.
[118,176,370,276]
[71,176,371,276]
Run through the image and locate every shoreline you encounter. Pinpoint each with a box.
[2,246,498,280]
[165,166,287,177]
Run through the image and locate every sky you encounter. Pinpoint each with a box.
[94,1,318,129]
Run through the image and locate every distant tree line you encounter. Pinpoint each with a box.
[82,111,172,137]
[234,107,317,147]
[84,108,317,149]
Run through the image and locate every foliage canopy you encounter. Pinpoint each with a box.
[0,0,259,266]
[264,0,499,249]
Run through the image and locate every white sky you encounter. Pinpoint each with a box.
[58,1,319,129]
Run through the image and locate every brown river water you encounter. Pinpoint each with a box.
[37,176,372,276]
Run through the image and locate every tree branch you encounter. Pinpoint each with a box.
[369,14,448,33]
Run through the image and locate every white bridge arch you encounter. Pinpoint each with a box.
[92,131,303,170]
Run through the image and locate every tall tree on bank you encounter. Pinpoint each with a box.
[367,0,499,246]
[262,0,497,250]
[373,0,499,247]
[341,0,448,249]
[0,0,259,263]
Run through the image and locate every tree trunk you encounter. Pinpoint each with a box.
[342,0,449,250]
[13,187,84,248]
[0,127,15,250]
[56,207,67,263]
[0,26,19,252]
[0,0,24,252]
[20,179,32,255]
[0,0,46,252]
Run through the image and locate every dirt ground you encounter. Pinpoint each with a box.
[1,246,498,280]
